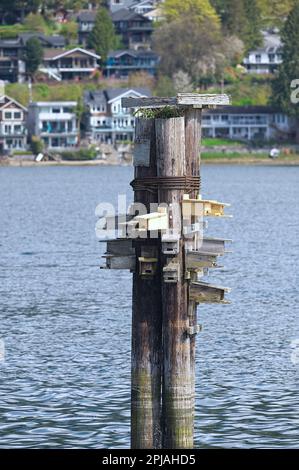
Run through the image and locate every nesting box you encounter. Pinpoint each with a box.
[198,237,232,255]
[105,238,135,257]
[163,262,180,284]
[186,251,220,270]
[104,254,136,271]
[162,232,180,255]
[182,194,231,218]
[139,257,158,279]
[190,281,231,304]
[128,207,169,235]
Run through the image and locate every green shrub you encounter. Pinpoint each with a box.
[59,148,97,161]
[30,136,44,155]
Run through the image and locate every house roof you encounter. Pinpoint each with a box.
[106,87,151,103]
[0,38,20,48]
[77,10,97,22]
[30,101,77,107]
[43,47,100,61]
[111,7,148,22]
[84,87,151,105]
[19,33,66,48]
[248,32,282,55]
[107,49,158,59]
[0,95,27,112]
[84,90,106,106]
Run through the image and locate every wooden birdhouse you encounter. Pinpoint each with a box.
[128,207,169,235]
[198,237,232,256]
[190,281,231,304]
[162,231,180,255]
[182,194,231,218]
[163,262,180,284]
[104,254,136,271]
[186,251,220,270]
[105,238,135,257]
[139,257,158,279]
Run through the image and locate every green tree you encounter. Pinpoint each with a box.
[88,7,120,62]
[243,0,263,50]
[153,14,223,84]
[257,0,294,27]
[162,0,220,25]
[24,37,44,79]
[23,13,47,32]
[272,2,299,141]
[60,21,78,44]
[212,0,262,51]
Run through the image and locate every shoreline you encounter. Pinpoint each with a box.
[1,158,299,167]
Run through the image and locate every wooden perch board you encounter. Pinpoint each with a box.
[122,93,230,109]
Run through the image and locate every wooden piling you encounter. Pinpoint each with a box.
[131,118,163,449]
[184,109,202,429]
[119,92,230,450]
[156,117,193,449]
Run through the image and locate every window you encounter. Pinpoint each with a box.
[14,125,21,134]
[52,108,61,114]
[255,54,261,63]
[5,112,12,120]
[63,107,72,113]
[14,112,21,119]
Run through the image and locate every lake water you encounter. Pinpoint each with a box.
[0,164,298,449]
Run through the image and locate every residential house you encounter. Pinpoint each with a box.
[129,1,159,15]
[27,101,79,150]
[243,32,282,74]
[202,106,294,142]
[40,47,101,81]
[112,8,153,50]
[0,38,21,83]
[105,49,159,78]
[0,33,65,83]
[109,0,159,13]
[84,87,151,144]
[0,95,27,153]
[109,0,137,12]
[77,10,97,47]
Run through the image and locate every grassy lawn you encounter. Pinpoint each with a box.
[201,152,299,161]
[202,138,242,147]
[202,152,269,160]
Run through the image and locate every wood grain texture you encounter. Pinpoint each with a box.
[184,108,202,439]
[131,118,163,449]
[122,94,230,109]
[156,117,193,449]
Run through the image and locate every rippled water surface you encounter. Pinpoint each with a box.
[0,164,298,448]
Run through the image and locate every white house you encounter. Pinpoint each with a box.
[0,95,27,153]
[27,101,79,150]
[243,32,282,74]
[84,87,151,144]
[40,47,101,81]
[202,106,294,142]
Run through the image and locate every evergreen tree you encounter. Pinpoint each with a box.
[88,8,120,63]
[212,0,262,51]
[24,37,43,79]
[272,2,299,140]
[243,0,263,50]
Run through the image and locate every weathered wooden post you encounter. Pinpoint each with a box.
[98,93,231,449]
[131,118,163,449]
